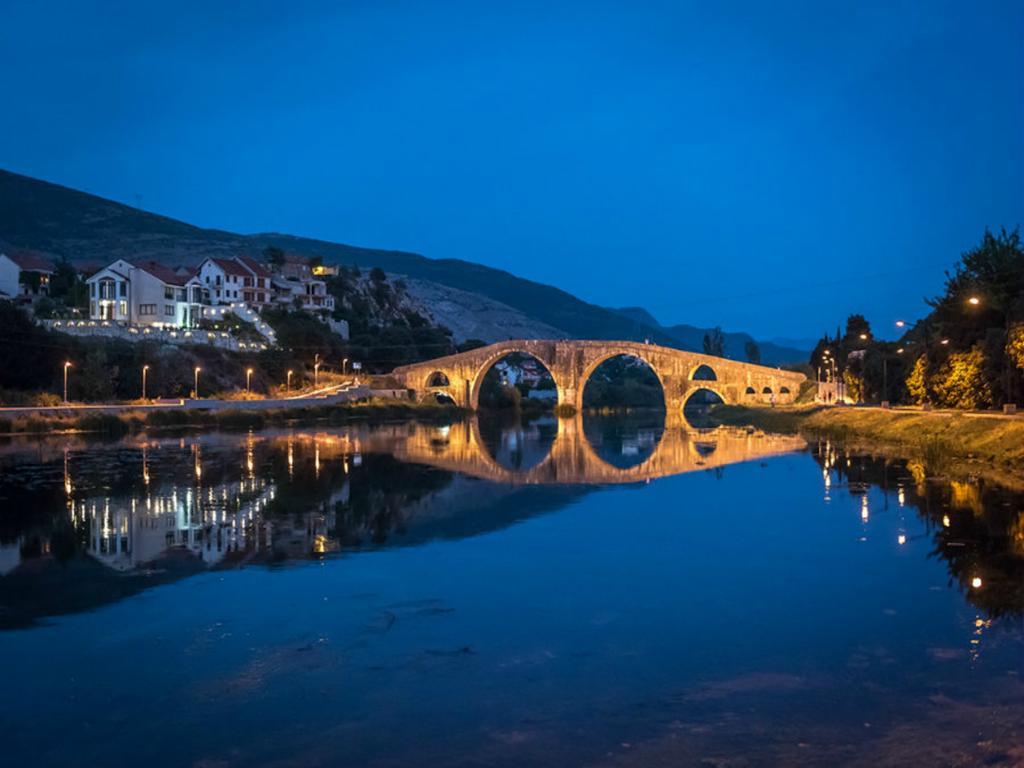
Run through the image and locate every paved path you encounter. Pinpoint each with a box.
[0,386,371,418]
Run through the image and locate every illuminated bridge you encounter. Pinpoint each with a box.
[392,339,806,417]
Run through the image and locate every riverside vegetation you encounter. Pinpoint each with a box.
[712,404,1024,485]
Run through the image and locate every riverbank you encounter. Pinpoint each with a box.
[0,398,467,437]
[712,404,1024,484]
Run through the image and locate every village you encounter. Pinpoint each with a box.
[0,247,347,350]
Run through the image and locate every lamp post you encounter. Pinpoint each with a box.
[342,357,349,376]
[142,364,150,401]
[287,369,293,395]
[63,361,72,403]
[194,366,201,399]
[246,367,253,394]
[314,354,321,387]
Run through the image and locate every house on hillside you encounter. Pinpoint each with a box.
[197,256,272,308]
[86,259,204,327]
[269,253,335,312]
[0,249,55,301]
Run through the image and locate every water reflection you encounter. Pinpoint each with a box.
[2,420,1024,767]
[1,421,1022,630]
[813,439,1024,619]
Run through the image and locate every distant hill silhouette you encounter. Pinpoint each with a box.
[0,168,806,361]
[608,306,809,365]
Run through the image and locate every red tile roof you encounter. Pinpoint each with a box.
[4,249,54,273]
[237,255,273,278]
[137,261,190,286]
[210,258,251,277]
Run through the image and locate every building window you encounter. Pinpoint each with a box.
[164,287,174,300]
[139,304,156,315]
[119,281,127,297]
[90,283,96,298]
[90,300,96,315]
[119,301,127,316]
[164,304,174,316]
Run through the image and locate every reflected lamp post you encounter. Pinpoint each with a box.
[63,361,72,403]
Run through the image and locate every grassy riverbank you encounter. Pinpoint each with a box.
[712,404,1024,482]
[0,399,467,437]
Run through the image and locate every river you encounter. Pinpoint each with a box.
[0,414,1021,766]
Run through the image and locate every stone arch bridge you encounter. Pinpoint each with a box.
[392,339,805,417]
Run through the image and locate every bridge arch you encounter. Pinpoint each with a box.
[426,371,450,387]
[580,351,666,411]
[689,364,718,381]
[576,348,667,413]
[469,347,560,411]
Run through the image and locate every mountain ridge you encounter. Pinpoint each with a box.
[0,168,804,361]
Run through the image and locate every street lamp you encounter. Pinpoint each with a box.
[287,369,293,394]
[194,366,202,398]
[967,296,981,306]
[142,364,150,400]
[314,354,321,387]
[342,357,349,375]
[63,361,72,403]
[895,320,905,328]
[246,367,253,394]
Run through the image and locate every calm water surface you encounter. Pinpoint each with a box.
[0,415,1022,767]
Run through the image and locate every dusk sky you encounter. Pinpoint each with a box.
[2,0,1021,340]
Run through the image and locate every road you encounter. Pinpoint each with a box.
[0,384,372,418]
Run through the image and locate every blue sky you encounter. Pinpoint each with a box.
[1,0,1021,339]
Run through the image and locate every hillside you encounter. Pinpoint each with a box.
[609,307,809,365]
[0,168,798,357]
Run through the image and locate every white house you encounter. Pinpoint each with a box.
[86,259,204,328]
[0,249,55,301]
[198,256,273,308]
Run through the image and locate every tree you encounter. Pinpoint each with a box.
[744,340,761,364]
[1007,325,1024,372]
[77,349,118,402]
[932,346,992,409]
[264,246,286,270]
[370,266,387,283]
[702,327,725,357]
[844,314,872,344]
[49,256,87,309]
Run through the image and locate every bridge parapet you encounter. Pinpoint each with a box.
[392,339,806,412]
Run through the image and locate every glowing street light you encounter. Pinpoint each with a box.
[895,320,906,328]
[896,348,905,354]
[246,367,254,394]
[63,361,72,403]
[967,296,981,306]
[940,339,950,345]
[142,364,150,400]
[287,369,293,394]
[971,576,983,589]
[194,366,202,398]
[859,333,868,340]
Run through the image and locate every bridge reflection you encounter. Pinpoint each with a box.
[358,415,807,485]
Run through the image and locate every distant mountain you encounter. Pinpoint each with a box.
[0,168,808,360]
[607,307,809,366]
[0,169,680,346]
